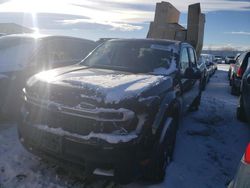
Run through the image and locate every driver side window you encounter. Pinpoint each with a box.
[180,48,189,74]
[188,48,197,68]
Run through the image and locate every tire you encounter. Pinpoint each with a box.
[144,117,178,182]
[201,77,207,91]
[205,74,209,83]
[207,74,210,82]
[231,81,239,96]
[230,77,239,95]
[189,95,201,112]
[237,96,247,122]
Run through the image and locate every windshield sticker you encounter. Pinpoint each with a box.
[150,44,173,52]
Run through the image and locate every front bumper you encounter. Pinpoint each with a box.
[18,106,145,176]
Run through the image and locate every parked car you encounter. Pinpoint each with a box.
[230,51,250,95]
[200,54,214,78]
[236,57,250,122]
[210,61,218,74]
[228,143,250,188]
[228,61,236,83]
[225,56,235,64]
[0,34,96,117]
[203,54,215,63]
[229,54,241,84]
[215,55,223,64]
[198,56,209,90]
[18,39,203,184]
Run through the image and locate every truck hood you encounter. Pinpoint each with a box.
[58,69,170,105]
[28,65,172,105]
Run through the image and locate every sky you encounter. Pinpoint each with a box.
[0,0,249,50]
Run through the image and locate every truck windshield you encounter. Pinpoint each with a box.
[81,40,178,73]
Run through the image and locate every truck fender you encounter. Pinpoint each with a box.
[159,117,173,143]
[152,91,177,135]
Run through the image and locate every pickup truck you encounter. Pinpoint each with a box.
[18,39,202,184]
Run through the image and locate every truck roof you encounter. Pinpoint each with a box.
[109,38,182,45]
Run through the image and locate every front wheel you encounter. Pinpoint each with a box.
[189,95,201,112]
[237,95,247,122]
[231,82,238,95]
[228,70,231,80]
[201,76,207,91]
[144,117,178,182]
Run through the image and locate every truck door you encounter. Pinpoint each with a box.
[187,47,201,107]
[179,46,201,113]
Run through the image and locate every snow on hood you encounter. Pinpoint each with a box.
[66,74,169,104]
[36,68,172,104]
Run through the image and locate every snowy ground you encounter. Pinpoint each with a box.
[0,64,250,188]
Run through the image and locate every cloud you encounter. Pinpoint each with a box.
[58,0,250,31]
[70,0,250,13]
[0,0,9,4]
[225,31,250,35]
[59,19,143,31]
[0,12,88,29]
[0,0,249,34]
[203,43,250,51]
[1,0,250,24]
[71,1,155,12]
[0,12,143,32]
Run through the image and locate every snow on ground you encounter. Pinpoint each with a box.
[157,64,250,188]
[0,64,249,188]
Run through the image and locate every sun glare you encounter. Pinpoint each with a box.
[35,70,59,83]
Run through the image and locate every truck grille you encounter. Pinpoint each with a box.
[24,92,137,135]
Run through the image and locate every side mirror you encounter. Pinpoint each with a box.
[183,67,202,79]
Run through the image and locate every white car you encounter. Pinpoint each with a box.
[0,34,96,117]
[198,56,209,90]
